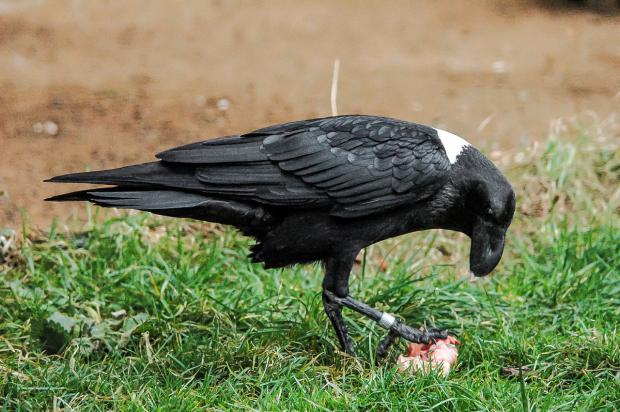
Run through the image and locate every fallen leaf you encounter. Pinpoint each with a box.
[118,313,149,348]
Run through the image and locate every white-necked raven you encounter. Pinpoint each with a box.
[47,115,515,358]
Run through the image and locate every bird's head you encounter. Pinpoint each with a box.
[465,174,515,276]
[443,146,516,277]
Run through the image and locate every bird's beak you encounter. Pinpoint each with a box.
[469,218,506,277]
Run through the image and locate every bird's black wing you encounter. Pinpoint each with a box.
[157,115,451,218]
[258,116,450,217]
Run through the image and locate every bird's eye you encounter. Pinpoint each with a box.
[485,207,494,217]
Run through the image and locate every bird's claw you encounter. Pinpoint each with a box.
[391,323,448,344]
[375,322,449,363]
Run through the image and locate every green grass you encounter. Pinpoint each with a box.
[1,120,619,411]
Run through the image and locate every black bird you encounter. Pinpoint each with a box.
[47,115,515,358]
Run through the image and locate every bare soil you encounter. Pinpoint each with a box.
[0,0,619,229]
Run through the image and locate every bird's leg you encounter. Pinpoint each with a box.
[322,253,448,359]
[322,254,357,356]
[375,329,399,363]
[323,291,448,360]
[322,293,356,356]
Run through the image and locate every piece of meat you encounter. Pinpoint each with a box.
[396,336,460,376]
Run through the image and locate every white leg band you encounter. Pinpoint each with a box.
[378,312,396,330]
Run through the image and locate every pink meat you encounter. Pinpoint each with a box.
[396,336,460,376]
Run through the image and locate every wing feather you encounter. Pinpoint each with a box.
[153,115,451,217]
[257,116,451,217]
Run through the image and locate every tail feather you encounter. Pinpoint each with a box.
[45,162,203,190]
[91,190,210,210]
[46,188,209,209]
[46,188,275,231]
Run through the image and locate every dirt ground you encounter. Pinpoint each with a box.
[0,0,619,229]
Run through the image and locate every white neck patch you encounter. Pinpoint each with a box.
[434,128,471,164]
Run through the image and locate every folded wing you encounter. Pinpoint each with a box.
[156,115,451,217]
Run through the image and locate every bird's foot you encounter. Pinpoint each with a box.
[375,324,448,364]
[323,291,449,362]
[322,292,357,356]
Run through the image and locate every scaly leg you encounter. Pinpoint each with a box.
[322,253,357,355]
[323,291,448,360]
[376,329,399,363]
[322,292,356,355]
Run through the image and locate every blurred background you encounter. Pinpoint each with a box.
[0,0,619,229]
